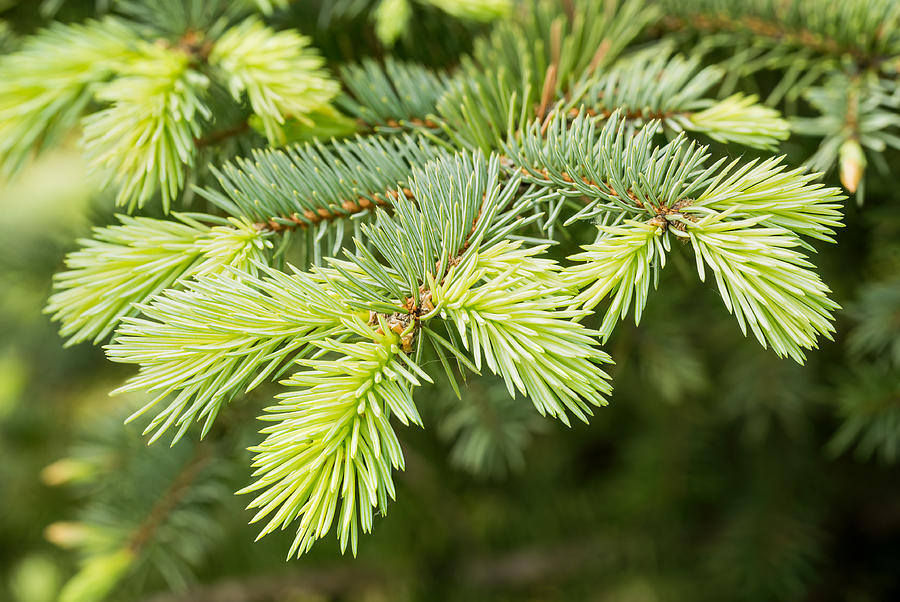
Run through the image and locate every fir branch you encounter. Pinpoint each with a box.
[82,41,211,212]
[3,9,345,212]
[437,377,544,478]
[430,247,613,426]
[106,266,345,443]
[52,418,231,602]
[209,17,339,144]
[338,58,449,130]
[684,213,838,363]
[46,214,271,346]
[509,109,843,243]
[435,54,528,152]
[510,110,841,358]
[792,74,900,199]
[320,150,529,306]
[690,156,845,244]
[197,134,444,233]
[566,50,789,149]
[240,324,426,557]
[566,221,667,339]
[237,235,613,555]
[846,279,900,364]
[0,17,141,176]
[30,0,871,569]
[253,187,416,232]
[684,93,789,149]
[435,0,657,151]
[121,150,610,557]
[105,151,521,448]
[128,444,212,552]
[507,110,719,224]
[660,0,900,72]
[828,362,900,462]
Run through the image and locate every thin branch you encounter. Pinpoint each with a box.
[662,14,888,70]
[384,117,439,128]
[128,444,212,553]
[253,187,415,232]
[519,166,646,209]
[195,120,252,148]
[567,106,679,122]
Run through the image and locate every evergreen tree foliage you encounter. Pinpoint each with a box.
[0,0,899,600]
[0,0,338,210]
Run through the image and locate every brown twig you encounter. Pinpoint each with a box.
[567,106,677,122]
[195,120,252,148]
[253,187,415,233]
[520,166,645,209]
[177,30,214,64]
[385,117,439,129]
[128,445,212,553]
[663,14,888,71]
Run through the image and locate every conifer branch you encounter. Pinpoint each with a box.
[684,213,838,363]
[128,444,212,552]
[338,58,449,130]
[656,1,900,197]
[53,134,442,351]
[82,41,211,212]
[691,156,845,244]
[792,74,900,199]
[241,325,423,557]
[209,18,338,144]
[46,214,271,346]
[435,0,658,151]
[0,11,342,211]
[509,109,843,240]
[431,248,613,425]
[566,221,667,339]
[0,17,141,177]
[437,377,543,478]
[846,279,900,365]
[660,0,900,72]
[505,109,842,358]
[29,0,868,568]
[106,267,346,443]
[828,362,900,462]
[107,151,610,554]
[251,187,415,233]
[51,421,231,602]
[565,50,789,149]
[197,134,444,231]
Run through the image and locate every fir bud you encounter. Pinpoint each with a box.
[839,138,866,194]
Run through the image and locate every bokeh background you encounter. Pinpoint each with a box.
[1,1,899,601]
